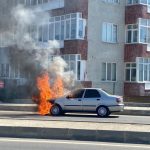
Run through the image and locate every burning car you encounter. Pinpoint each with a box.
[49,88,124,117]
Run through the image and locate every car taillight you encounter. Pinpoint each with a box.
[116,97,122,103]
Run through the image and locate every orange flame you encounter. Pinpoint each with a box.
[34,72,64,115]
[36,73,52,115]
[52,75,64,99]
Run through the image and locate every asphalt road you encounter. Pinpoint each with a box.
[0,138,149,150]
[0,111,150,125]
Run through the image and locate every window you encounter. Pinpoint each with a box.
[30,0,37,5]
[127,0,150,5]
[38,0,43,4]
[103,0,120,3]
[137,57,150,82]
[125,63,136,82]
[126,19,150,44]
[102,23,118,43]
[84,89,100,98]
[126,24,138,43]
[0,64,10,78]
[50,54,82,81]
[48,13,85,41]
[102,62,116,81]
[69,89,85,98]
[139,19,150,43]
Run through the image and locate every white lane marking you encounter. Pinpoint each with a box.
[0,138,149,149]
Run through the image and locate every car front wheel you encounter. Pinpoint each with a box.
[97,106,110,117]
[50,105,62,116]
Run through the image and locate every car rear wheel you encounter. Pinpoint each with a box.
[50,105,62,116]
[97,106,110,117]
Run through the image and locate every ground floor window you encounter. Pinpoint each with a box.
[125,57,150,82]
[49,54,87,81]
[101,62,116,81]
[125,62,136,82]
[0,64,10,78]
[137,57,150,82]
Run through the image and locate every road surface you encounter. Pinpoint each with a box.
[0,138,149,150]
[0,111,149,125]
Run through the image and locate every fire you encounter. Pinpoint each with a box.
[36,72,52,115]
[34,72,64,115]
[52,76,64,99]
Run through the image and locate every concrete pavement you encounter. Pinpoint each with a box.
[0,111,150,144]
[0,100,150,144]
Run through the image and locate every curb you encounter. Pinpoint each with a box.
[0,126,150,144]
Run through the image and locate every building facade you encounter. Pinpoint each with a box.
[125,0,150,97]
[87,0,125,96]
[1,0,150,99]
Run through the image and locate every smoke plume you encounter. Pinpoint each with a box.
[0,2,75,98]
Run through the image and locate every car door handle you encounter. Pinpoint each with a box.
[78,99,82,101]
[97,99,100,101]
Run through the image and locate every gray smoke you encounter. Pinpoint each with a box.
[0,2,76,98]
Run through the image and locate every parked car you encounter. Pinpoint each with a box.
[49,88,124,117]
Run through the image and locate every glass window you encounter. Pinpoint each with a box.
[69,89,85,98]
[26,0,31,5]
[125,62,136,82]
[38,25,43,42]
[66,20,70,39]
[43,24,48,42]
[55,22,60,40]
[38,0,43,4]
[31,0,37,5]
[49,23,54,40]
[84,89,100,98]
[61,21,65,40]
[101,62,117,81]
[137,57,150,82]
[102,22,117,43]
[71,19,76,39]
[126,24,138,43]
[140,27,147,43]
[79,20,84,38]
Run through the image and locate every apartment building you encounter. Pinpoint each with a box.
[87,0,125,96]
[125,0,150,97]
[0,0,150,99]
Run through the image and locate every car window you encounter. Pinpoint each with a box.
[68,89,85,98]
[84,89,100,98]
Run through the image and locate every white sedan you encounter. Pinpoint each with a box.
[49,88,124,117]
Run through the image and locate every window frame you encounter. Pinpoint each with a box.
[101,62,117,82]
[125,62,137,82]
[102,22,118,43]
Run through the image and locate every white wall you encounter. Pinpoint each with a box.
[87,0,126,95]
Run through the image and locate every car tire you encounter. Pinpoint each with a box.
[50,105,62,116]
[97,106,110,118]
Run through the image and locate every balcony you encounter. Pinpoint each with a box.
[31,0,64,12]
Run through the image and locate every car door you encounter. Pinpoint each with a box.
[64,89,85,111]
[82,89,101,111]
